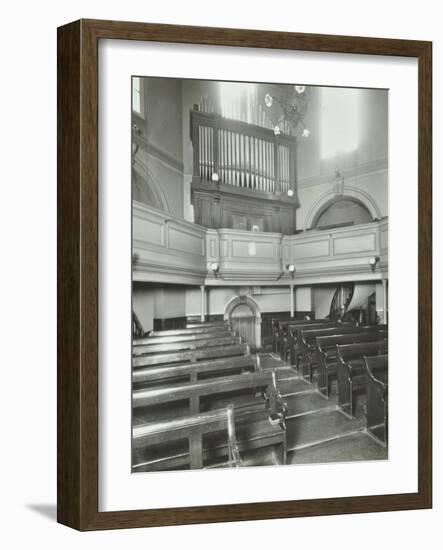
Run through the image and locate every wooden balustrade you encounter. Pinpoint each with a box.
[191,109,296,196]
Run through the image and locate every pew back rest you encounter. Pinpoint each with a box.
[302,325,386,345]
[294,322,356,343]
[133,405,241,469]
[132,343,250,368]
[336,341,389,365]
[133,335,242,357]
[133,355,260,387]
[186,321,229,329]
[133,329,235,346]
[317,331,388,353]
[277,318,319,333]
[147,326,230,338]
[133,370,284,418]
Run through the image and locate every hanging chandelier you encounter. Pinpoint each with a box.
[264,85,310,137]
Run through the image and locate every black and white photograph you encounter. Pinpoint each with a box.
[131,76,389,472]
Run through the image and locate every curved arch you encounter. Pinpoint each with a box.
[132,157,170,213]
[311,196,372,228]
[224,295,262,350]
[224,295,262,322]
[303,186,382,230]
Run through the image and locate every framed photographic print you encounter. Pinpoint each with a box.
[57,19,432,530]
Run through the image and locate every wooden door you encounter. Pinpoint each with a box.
[230,304,255,349]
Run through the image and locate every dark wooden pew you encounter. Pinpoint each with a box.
[288,321,356,374]
[279,319,332,361]
[143,325,231,339]
[133,354,260,389]
[271,317,312,355]
[132,343,250,368]
[273,318,316,358]
[271,317,299,354]
[186,321,229,329]
[271,317,291,353]
[336,341,388,417]
[299,324,386,382]
[133,335,242,357]
[363,354,388,444]
[132,405,242,471]
[133,329,235,347]
[133,371,286,464]
[316,330,388,397]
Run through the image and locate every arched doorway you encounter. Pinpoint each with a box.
[224,296,261,351]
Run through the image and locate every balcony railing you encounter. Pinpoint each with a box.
[133,203,388,286]
[190,109,296,195]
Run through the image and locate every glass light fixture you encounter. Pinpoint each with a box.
[369,256,380,271]
[264,85,310,136]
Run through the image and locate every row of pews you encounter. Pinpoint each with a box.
[131,315,388,472]
[272,317,389,445]
[132,320,287,471]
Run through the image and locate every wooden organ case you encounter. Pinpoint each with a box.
[190,108,298,234]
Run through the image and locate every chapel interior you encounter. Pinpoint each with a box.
[131,77,389,471]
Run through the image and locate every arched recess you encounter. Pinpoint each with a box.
[224,295,262,350]
[132,157,170,213]
[312,197,373,228]
[303,187,382,230]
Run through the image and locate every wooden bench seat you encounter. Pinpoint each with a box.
[273,318,318,358]
[133,355,260,389]
[271,317,317,355]
[133,371,287,464]
[133,329,235,347]
[271,318,290,354]
[316,330,388,397]
[336,341,388,417]
[133,335,242,357]
[299,324,387,382]
[132,343,250,368]
[132,406,242,471]
[145,325,230,339]
[186,321,229,329]
[288,322,356,374]
[363,354,389,444]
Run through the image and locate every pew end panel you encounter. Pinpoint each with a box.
[132,406,243,471]
[363,355,389,445]
[336,342,388,418]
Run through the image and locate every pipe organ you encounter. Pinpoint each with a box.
[190,109,298,234]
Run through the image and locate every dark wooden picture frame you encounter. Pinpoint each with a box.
[57,19,432,530]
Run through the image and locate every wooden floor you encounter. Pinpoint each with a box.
[253,353,388,466]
